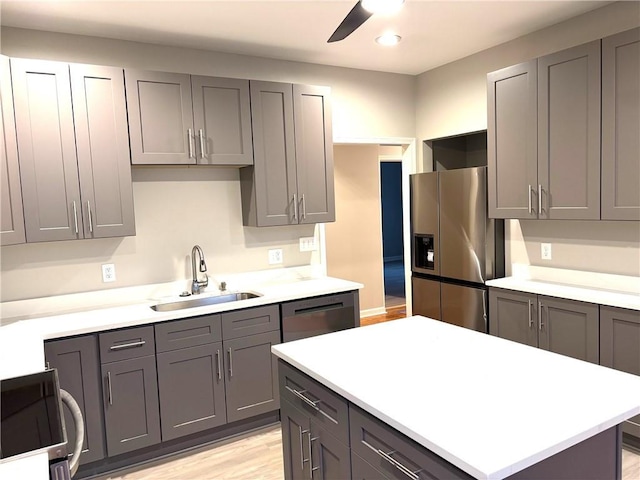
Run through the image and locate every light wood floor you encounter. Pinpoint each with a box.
[98,309,640,480]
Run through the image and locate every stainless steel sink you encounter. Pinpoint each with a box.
[151,292,262,312]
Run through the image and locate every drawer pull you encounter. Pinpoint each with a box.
[285,385,321,411]
[109,340,146,351]
[376,449,421,480]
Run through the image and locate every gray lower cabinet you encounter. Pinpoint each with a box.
[44,335,106,465]
[240,81,334,226]
[11,58,135,242]
[125,69,253,166]
[489,288,599,363]
[99,326,160,456]
[600,306,640,440]
[1,55,25,246]
[351,451,390,480]
[601,27,640,221]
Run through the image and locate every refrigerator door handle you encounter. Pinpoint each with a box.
[482,290,487,322]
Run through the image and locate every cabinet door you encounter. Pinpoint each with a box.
[600,306,640,438]
[246,81,297,226]
[102,355,160,456]
[192,76,253,166]
[11,58,82,242]
[44,336,105,465]
[124,69,194,165]
[537,41,601,220]
[224,330,280,423]
[157,342,227,441]
[538,296,599,364]
[0,55,25,246]
[487,61,537,219]
[601,27,640,220]
[70,64,135,238]
[281,399,312,480]
[488,289,537,348]
[310,423,351,480]
[293,84,335,224]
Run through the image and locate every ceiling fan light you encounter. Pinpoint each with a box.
[375,33,402,46]
[361,0,405,15]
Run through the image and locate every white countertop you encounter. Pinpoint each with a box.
[272,316,640,480]
[486,264,640,310]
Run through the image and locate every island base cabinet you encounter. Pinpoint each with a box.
[101,355,161,457]
[349,406,473,480]
[44,335,106,465]
[309,421,351,480]
[156,342,227,442]
[281,399,312,480]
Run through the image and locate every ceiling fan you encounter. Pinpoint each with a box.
[328,0,405,43]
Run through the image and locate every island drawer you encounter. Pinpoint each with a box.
[155,314,222,352]
[99,326,155,363]
[278,360,349,445]
[222,304,280,340]
[349,405,473,480]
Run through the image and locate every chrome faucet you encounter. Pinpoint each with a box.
[191,245,209,295]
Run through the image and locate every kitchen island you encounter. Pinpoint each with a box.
[272,316,640,480]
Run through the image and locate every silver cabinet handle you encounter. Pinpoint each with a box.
[376,449,420,480]
[285,385,320,411]
[528,184,532,215]
[87,201,93,233]
[187,128,194,159]
[308,432,319,477]
[301,194,306,220]
[72,201,79,234]
[109,340,145,351]
[216,349,222,380]
[538,301,544,331]
[528,300,533,328]
[298,426,307,471]
[198,129,206,160]
[482,290,487,323]
[293,193,299,221]
[228,348,233,378]
[538,184,543,216]
[107,371,113,406]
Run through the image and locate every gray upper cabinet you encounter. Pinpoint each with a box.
[537,41,601,220]
[11,58,135,242]
[600,306,640,439]
[191,76,253,165]
[0,55,25,246]
[241,81,335,226]
[489,288,599,364]
[125,69,194,165]
[44,335,106,465]
[125,69,253,166]
[487,61,538,220]
[70,64,136,238]
[601,28,640,221]
[11,58,82,242]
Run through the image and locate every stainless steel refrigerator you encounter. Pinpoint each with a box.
[410,166,504,332]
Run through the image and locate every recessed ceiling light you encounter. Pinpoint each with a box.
[375,33,402,46]
[362,0,405,15]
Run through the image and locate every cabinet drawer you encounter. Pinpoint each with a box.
[155,314,222,353]
[278,360,349,445]
[349,405,473,480]
[99,326,155,363]
[222,304,280,340]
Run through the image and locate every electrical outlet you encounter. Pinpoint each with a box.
[268,249,283,265]
[541,243,552,260]
[102,263,116,282]
[299,236,317,252]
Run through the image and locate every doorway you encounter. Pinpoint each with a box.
[380,161,405,308]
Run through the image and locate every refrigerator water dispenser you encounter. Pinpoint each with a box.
[414,234,435,270]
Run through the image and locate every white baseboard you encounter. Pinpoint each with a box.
[360,307,387,318]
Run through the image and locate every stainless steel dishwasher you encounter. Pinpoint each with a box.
[281,291,359,342]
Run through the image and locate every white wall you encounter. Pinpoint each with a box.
[0,28,416,302]
[415,2,640,279]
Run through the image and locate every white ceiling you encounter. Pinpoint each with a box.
[1,0,610,75]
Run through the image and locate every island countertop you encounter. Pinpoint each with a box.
[271,316,640,480]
